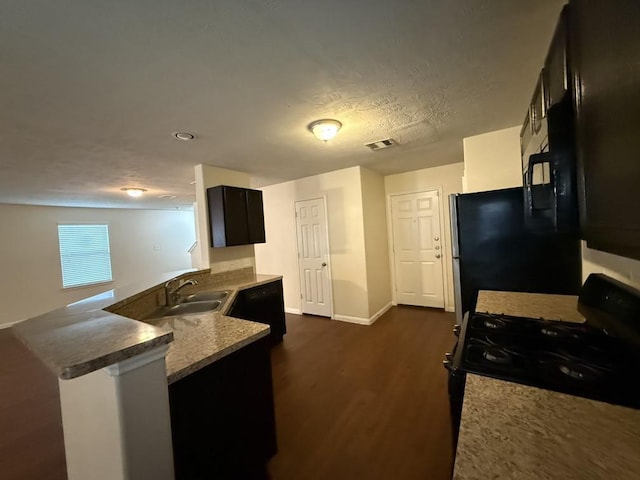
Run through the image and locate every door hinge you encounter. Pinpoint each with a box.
[300,293,303,299]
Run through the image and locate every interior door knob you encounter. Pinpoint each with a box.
[321,262,327,267]
[435,254,441,259]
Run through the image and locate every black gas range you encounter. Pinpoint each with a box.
[445,274,640,440]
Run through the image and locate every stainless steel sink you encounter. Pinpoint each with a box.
[144,300,222,320]
[178,291,229,303]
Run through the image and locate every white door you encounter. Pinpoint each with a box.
[295,198,333,317]
[391,191,445,308]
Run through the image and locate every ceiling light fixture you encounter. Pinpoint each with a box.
[308,119,342,142]
[121,187,146,198]
[174,132,195,141]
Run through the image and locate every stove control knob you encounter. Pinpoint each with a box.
[445,352,453,360]
[453,325,461,336]
[442,360,453,371]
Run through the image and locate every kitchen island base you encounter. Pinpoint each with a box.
[168,335,277,480]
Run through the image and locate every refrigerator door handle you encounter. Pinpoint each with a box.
[449,194,460,258]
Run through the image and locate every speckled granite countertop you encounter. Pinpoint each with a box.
[455,291,638,479]
[147,313,267,384]
[454,374,640,480]
[145,273,280,384]
[10,270,200,379]
[12,269,280,381]
[476,290,585,323]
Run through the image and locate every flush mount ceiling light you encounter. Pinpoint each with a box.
[308,119,342,142]
[121,187,146,198]
[174,132,195,141]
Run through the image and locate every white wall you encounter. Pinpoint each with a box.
[360,167,392,316]
[462,126,522,193]
[255,166,373,321]
[193,164,256,274]
[385,163,464,312]
[0,204,195,328]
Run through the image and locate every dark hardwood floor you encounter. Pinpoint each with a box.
[0,305,455,480]
[268,307,456,480]
[0,328,66,480]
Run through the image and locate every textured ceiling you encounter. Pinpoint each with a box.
[0,0,565,209]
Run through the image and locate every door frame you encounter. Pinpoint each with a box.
[386,186,450,310]
[294,195,335,318]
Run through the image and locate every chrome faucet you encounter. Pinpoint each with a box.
[165,278,198,306]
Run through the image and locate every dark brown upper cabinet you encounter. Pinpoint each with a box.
[544,7,569,110]
[570,0,640,260]
[207,185,266,248]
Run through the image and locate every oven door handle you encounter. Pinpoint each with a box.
[443,360,457,372]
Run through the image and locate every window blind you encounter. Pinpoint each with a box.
[58,224,113,288]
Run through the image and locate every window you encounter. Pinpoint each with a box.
[58,224,113,288]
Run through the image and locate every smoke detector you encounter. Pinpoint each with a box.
[174,132,196,141]
[365,138,397,151]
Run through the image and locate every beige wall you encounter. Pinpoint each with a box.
[255,166,374,321]
[360,167,392,316]
[384,163,464,311]
[0,204,195,328]
[462,125,522,193]
[253,180,299,312]
[194,164,256,274]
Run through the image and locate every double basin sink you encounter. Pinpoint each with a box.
[144,291,229,320]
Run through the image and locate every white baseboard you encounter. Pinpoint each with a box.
[1,319,22,330]
[333,302,393,326]
[445,305,455,313]
[284,307,302,315]
[333,314,371,325]
[369,302,392,324]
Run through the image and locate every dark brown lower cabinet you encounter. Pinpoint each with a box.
[228,280,286,345]
[168,336,277,480]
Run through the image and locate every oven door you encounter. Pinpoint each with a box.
[444,313,469,447]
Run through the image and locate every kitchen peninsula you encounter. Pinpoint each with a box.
[12,267,283,480]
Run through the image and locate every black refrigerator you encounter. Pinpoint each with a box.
[449,187,582,324]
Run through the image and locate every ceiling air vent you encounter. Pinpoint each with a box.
[365,138,397,151]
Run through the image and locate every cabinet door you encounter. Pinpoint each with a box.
[169,337,277,479]
[229,280,286,341]
[544,7,569,108]
[530,72,546,134]
[246,189,266,244]
[207,186,228,248]
[222,186,250,246]
[571,0,640,259]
